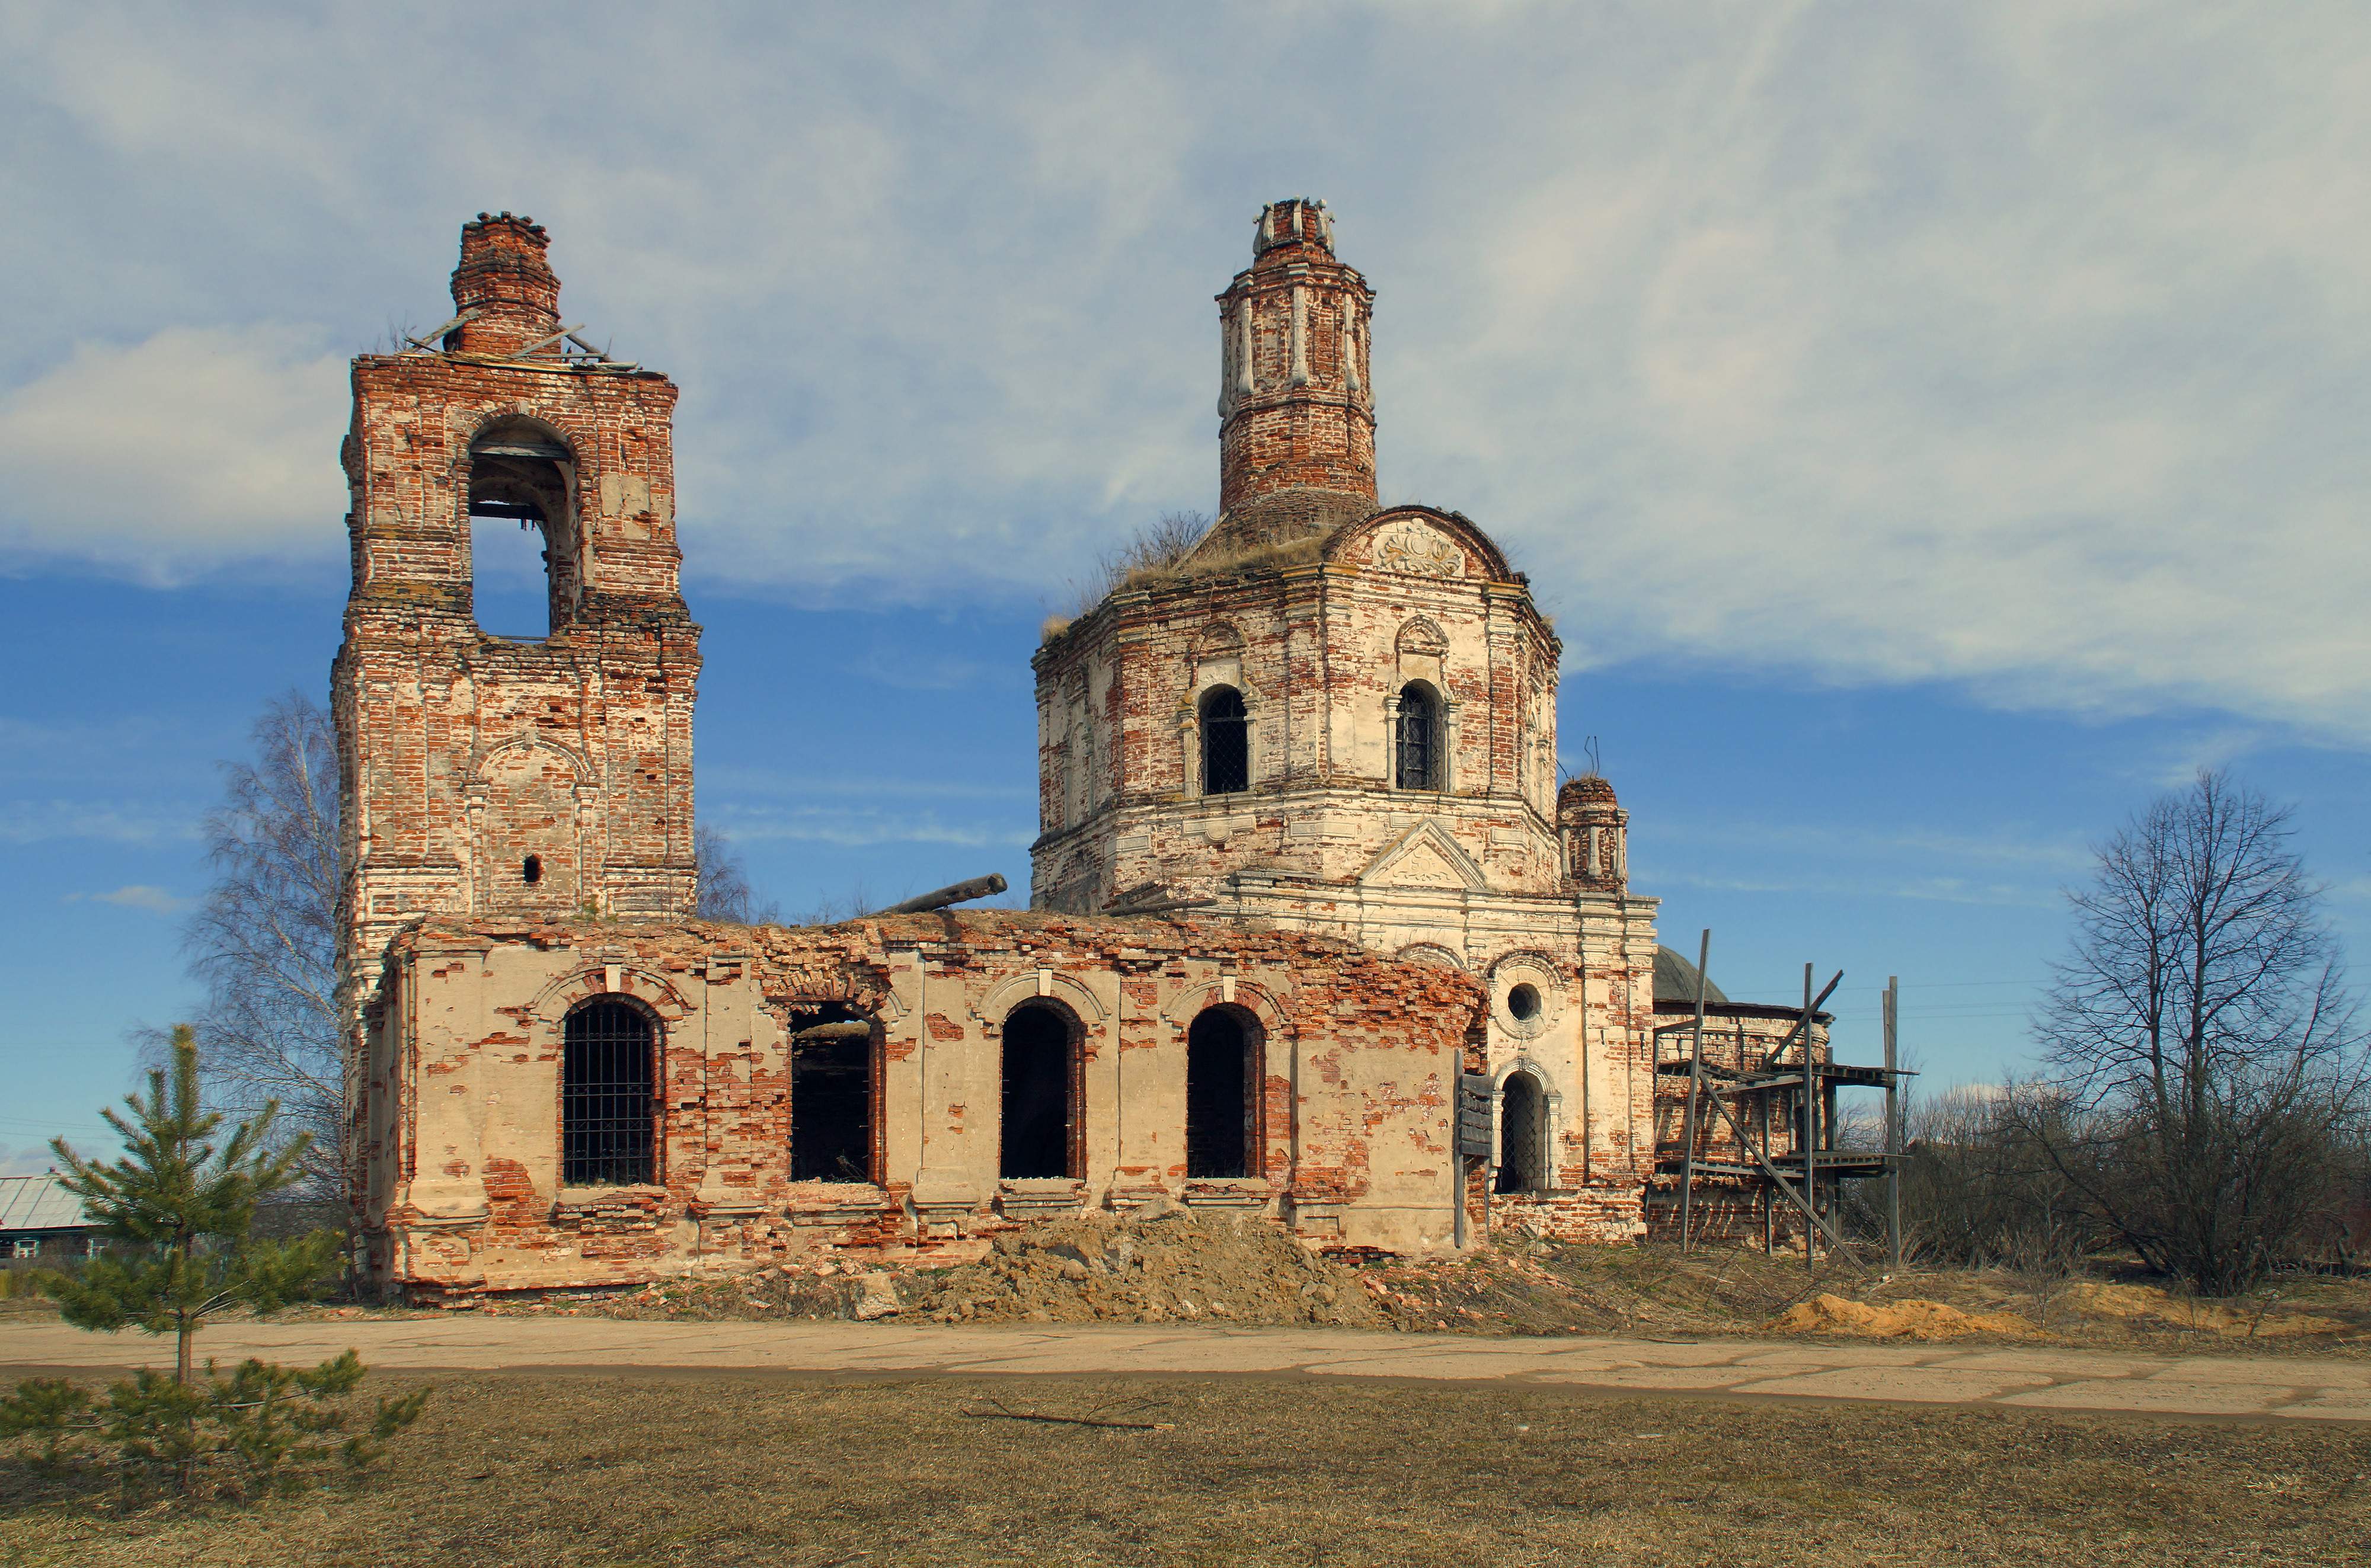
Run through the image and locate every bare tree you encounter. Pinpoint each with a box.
[178,692,343,1197]
[2024,769,2369,1292]
[694,824,778,925]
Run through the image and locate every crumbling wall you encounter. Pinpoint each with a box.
[362,909,1492,1299]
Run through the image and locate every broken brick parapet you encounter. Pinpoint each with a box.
[359,910,1526,1298]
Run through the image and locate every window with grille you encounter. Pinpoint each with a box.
[1200,686,1248,795]
[1397,684,1439,791]
[562,999,656,1185]
[1495,1071,1547,1195]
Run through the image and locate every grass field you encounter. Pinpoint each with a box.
[6,1371,2369,1566]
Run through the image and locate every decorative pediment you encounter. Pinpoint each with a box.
[1325,505,1517,583]
[1357,820,1488,892]
[1373,522,1465,579]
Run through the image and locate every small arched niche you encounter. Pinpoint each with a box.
[468,419,577,638]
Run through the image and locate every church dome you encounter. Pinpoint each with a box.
[1653,945,1728,1004]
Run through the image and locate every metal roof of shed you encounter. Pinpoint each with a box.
[0,1173,90,1233]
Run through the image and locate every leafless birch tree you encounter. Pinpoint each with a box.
[179,692,344,1197]
[2024,769,2368,1292]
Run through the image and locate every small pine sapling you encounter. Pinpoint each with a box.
[43,1023,341,1383]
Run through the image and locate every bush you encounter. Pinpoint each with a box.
[1,1350,427,1501]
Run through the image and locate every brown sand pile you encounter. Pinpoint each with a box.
[908,1207,1386,1327]
[2059,1281,2347,1338]
[1764,1292,2036,1340]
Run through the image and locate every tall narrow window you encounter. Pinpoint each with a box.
[562,999,654,1185]
[1200,686,1248,795]
[1186,1007,1255,1178]
[1000,1005,1074,1179]
[788,1004,874,1183]
[1496,1071,1546,1195]
[1396,683,1439,791]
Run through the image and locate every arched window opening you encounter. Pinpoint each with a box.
[1397,683,1439,791]
[1200,686,1248,795]
[562,999,655,1185]
[468,425,573,639]
[523,854,542,886]
[1496,1071,1547,1195]
[788,1002,874,1183]
[1000,1004,1075,1179]
[1186,1007,1256,1179]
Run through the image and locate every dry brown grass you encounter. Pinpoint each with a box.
[5,1371,2368,1566]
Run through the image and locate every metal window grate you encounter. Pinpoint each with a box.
[1397,686,1436,790]
[563,1000,654,1185]
[1202,687,1248,794]
[1496,1072,1545,1195]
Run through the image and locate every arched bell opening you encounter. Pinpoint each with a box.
[467,420,578,638]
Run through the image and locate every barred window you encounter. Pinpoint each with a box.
[1495,1071,1548,1195]
[1201,686,1248,795]
[1397,683,1439,791]
[562,999,656,1185]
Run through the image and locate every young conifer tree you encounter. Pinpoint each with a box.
[46,1023,341,1384]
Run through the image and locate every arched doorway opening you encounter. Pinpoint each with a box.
[1001,1004,1075,1179]
[1186,1007,1258,1178]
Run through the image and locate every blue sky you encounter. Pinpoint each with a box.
[4,2,2369,1169]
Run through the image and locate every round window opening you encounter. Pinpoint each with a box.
[1507,982,1542,1022]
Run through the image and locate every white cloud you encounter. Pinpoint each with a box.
[0,326,348,581]
[63,884,190,913]
[2,3,2369,738]
[0,802,199,845]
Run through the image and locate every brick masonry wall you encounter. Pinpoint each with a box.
[362,911,1496,1297]
[334,218,702,1227]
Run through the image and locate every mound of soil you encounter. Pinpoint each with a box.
[2059,1281,2348,1338]
[1764,1292,2037,1340]
[906,1207,1386,1327]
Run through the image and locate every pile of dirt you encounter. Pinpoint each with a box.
[1763,1292,2037,1341]
[906,1207,1386,1327]
[2059,1281,2348,1339]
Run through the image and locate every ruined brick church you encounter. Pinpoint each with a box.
[343,207,1830,1300]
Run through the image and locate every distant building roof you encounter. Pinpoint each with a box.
[0,1173,90,1233]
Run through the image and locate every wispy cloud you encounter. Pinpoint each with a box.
[2,4,2367,743]
[63,884,190,913]
[0,801,200,845]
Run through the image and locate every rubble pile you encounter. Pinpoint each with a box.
[1763,1292,2036,1340]
[908,1206,1387,1327]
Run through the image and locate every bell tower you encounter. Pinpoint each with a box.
[1213,197,1378,545]
[333,213,702,1016]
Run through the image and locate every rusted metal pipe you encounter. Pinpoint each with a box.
[866,873,1008,917]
